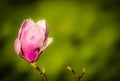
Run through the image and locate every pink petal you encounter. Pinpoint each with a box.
[37,20,49,41]
[40,37,53,52]
[18,18,34,38]
[14,38,21,55]
[21,24,45,50]
[37,19,46,31]
[33,38,53,62]
[45,24,49,41]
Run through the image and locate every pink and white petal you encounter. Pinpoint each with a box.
[37,19,46,31]
[22,25,45,48]
[37,19,49,42]
[44,24,49,41]
[14,38,21,55]
[18,18,34,38]
[34,38,53,62]
[40,37,53,52]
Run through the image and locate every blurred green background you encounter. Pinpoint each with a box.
[0,0,120,81]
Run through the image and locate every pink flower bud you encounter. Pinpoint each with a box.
[14,18,53,63]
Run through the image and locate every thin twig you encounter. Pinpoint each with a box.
[67,66,85,81]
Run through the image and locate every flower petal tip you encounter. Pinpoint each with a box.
[47,38,53,45]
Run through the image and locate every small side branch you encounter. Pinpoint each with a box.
[67,66,85,81]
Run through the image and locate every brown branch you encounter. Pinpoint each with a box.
[31,62,48,81]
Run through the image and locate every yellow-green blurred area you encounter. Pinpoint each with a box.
[0,0,120,81]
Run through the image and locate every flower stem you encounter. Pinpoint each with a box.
[31,62,48,81]
[67,66,85,81]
